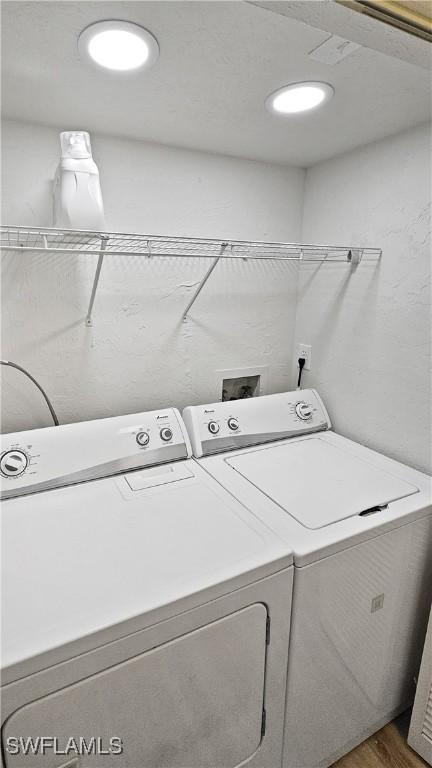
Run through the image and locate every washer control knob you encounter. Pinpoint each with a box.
[1,450,28,477]
[208,421,220,435]
[136,431,150,447]
[160,427,173,442]
[227,417,239,431]
[295,402,313,421]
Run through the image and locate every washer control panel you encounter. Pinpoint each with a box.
[183,389,331,457]
[1,408,191,500]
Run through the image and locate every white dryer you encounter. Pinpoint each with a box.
[183,390,432,768]
[0,408,293,768]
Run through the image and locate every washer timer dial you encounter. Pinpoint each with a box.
[136,431,150,447]
[0,449,28,477]
[227,417,239,431]
[160,427,173,442]
[295,402,313,421]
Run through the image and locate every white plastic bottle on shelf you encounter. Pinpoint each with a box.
[53,131,105,231]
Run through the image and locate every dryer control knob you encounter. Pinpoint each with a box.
[160,427,173,442]
[208,421,220,435]
[295,402,313,421]
[0,449,28,477]
[136,431,150,447]
[227,417,239,431]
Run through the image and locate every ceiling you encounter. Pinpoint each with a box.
[1,0,430,167]
[253,1,432,67]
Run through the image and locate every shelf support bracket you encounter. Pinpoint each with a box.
[183,242,228,321]
[348,248,362,267]
[85,235,109,326]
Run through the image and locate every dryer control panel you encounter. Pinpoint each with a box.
[1,408,191,500]
[183,389,331,457]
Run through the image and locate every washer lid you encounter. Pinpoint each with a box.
[226,438,419,529]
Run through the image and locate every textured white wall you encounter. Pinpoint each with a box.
[295,123,431,473]
[2,120,430,474]
[1,119,305,431]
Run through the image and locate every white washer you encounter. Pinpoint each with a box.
[183,390,432,768]
[0,408,293,768]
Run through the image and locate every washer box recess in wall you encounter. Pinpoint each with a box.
[216,366,270,401]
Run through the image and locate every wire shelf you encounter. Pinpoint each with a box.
[1,225,382,322]
[1,225,382,261]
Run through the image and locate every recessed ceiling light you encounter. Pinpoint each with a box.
[266,82,334,115]
[78,20,159,72]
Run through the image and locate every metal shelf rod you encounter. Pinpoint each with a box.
[183,243,228,320]
[0,246,379,261]
[85,235,108,327]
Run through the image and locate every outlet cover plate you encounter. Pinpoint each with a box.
[296,343,312,371]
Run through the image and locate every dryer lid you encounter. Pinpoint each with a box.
[226,438,419,529]
[1,459,292,682]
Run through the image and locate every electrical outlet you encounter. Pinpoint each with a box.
[296,343,312,371]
